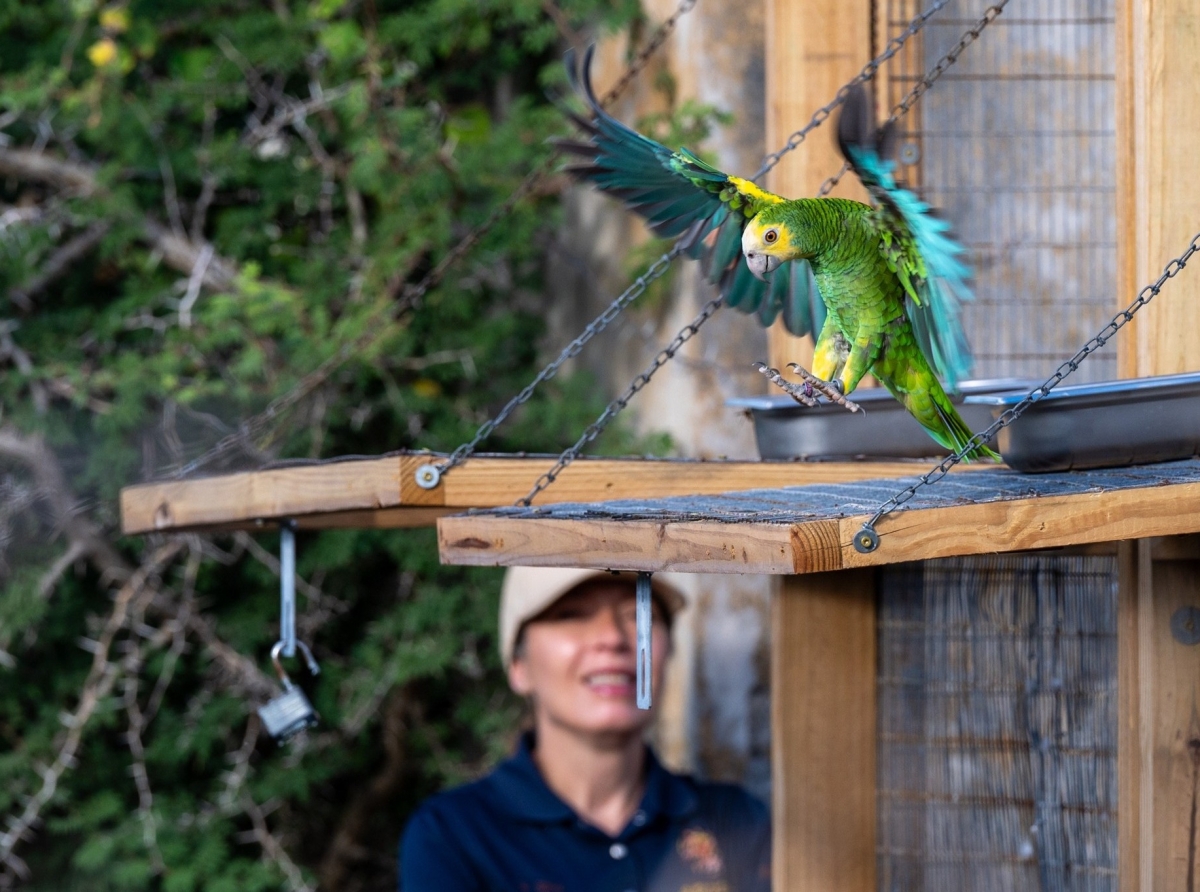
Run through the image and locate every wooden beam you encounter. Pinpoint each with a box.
[1119,540,1200,890]
[437,465,1200,573]
[1114,2,1200,884]
[1116,0,1200,379]
[764,0,871,379]
[772,570,877,892]
[120,455,987,535]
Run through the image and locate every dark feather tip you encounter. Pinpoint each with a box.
[836,83,875,157]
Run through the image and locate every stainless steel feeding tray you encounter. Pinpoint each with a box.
[962,372,1200,472]
[727,379,1036,461]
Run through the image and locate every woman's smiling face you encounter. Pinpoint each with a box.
[507,578,670,738]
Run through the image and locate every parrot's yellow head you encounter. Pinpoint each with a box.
[742,214,796,281]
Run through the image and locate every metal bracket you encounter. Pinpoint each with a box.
[636,572,652,710]
[414,463,441,490]
[853,523,880,554]
[279,519,297,657]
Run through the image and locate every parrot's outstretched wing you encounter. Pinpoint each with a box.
[837,85,975,390]
[556,46,824,337]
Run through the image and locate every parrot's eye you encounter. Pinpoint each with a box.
[764,229,778,244]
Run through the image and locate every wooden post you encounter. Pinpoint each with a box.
[1115,2,1200,886]
[765,3,875,888]
[764,0,871,377]
[1115,0,1200,380]
[772,570,877,892]
[1118,540,1200,891]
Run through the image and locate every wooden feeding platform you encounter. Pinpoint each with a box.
[118,452,990,535]
[437,460,1200,573]
[437,458,1200,892]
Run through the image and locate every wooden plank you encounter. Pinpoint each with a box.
[121,455,986,534]
[436,469,1200,574]
[120,457,403,534]
[772,570,877,892]
[764,0,871,383]
[1117,540,1144,892]
[438,517,807,575]
[1116,0,1200,380]
[1119,540,1200,891]
[839,482,1200,569]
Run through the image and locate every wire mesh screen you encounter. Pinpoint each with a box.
[882,0,1118,382]
[877,556,1118,891]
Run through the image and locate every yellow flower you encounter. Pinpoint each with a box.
[99,6,129,33]
[87,37,118,67]
[411,379,442,399]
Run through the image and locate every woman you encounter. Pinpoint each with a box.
[400,566,771,892]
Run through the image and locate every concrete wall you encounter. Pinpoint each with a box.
[542,0,773,801]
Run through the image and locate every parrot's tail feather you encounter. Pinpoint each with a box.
[931,399,1000,462]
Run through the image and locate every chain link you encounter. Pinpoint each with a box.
[436,243,687,473]
[856,229,1200,547]
[752,0,953,182]
[511,0,1010,502]
[170,0,698,480]
[437,0,961,485]
[517,293,726,506]
[815,0,1009,197]
[598,0,698,107]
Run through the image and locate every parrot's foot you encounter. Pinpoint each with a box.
[754,362,862,412]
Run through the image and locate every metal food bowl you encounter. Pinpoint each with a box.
[728,378,1037,461]
[963,372,1200,472]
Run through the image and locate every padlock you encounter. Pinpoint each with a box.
[257,640,320,742]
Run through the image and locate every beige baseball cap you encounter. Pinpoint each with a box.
[499,567,686,667]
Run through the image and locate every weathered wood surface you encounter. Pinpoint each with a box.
[763,0,870,384]
[119,453,986,534]
[1119,541,1200,891]
[773,571,877,892]
[1117,0,1200,381]
[438,459,1200,574]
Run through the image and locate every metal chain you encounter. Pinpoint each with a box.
[752,0,953,182]
[853,229,1200,554]
[815,0,1009,197]
[517,294,725,506]
[427,0,960,486]
[432,243,688,477]
[598,0,698,107]
[507,0,1004,502]
[170,0,699,480]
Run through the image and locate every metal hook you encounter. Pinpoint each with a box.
[636,572,652,710]
[270,639,320,681]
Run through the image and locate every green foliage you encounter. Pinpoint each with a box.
[0,0,669,889]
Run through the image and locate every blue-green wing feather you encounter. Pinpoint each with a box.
[837,85,975,389]
[557,47,822,337]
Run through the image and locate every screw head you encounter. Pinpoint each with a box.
[414,464,441,490]
[853,525,880,554]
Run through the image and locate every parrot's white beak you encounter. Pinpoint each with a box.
[744,250,780,282]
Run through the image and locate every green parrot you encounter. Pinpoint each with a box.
[557,48,998,461]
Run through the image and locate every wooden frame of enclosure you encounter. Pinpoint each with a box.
[117,0,1200,887]
[758,0,1200,888]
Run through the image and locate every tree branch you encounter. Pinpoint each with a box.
[0,148,240,292]
[0,541,184,884]
[8,221,110,312]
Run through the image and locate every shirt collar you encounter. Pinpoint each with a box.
[488,733,697,824]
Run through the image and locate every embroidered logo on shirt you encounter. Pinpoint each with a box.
[677,828,723,875]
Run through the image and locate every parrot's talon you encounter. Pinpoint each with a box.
[784,363,862,413]
[754,362,818,407]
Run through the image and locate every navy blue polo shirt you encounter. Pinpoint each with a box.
[400,736,770,892]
